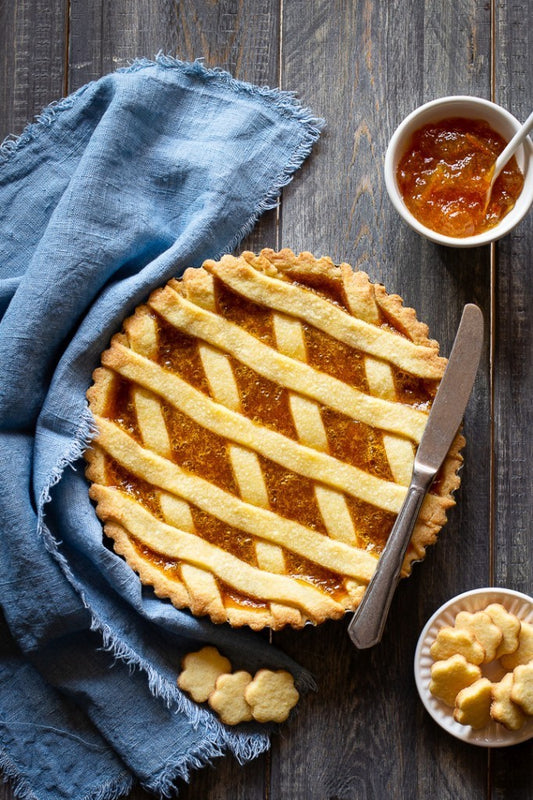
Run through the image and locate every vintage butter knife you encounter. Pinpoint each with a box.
[348,303,484,649]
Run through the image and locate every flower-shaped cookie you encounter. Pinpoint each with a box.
[491,673,526,731]
[454,611,503,663]
[485,603,521,658]
[208,671,253,726]
[453,678,492,729]
[245,669,300,723]
[177,646,301,726]
[429,654,482,708]
[427,601,533,732]
[500,622,533,670]
[429,626,484,664]
[511,662,533,716]
[177,646,231,703]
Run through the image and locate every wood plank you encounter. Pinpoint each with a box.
[274,0,493,797]
[0,0,67,141]
[67,0,278,256]
[68,0,178,88]
[1,2,531,800]
[0,3,65,797]
[66,3,280,798]
[172,0,281,254]
[170,6,279,796]
[491,0,533,795]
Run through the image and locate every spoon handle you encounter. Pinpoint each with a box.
[493,109,533,182]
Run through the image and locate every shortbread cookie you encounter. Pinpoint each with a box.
[208,671,253,725]
[454,610,503,663]
[510,662,533,716]
[429,626,485,664]
[491,672,526,731]
[485,603,521,659]
[244,669,300,723]
[429,654,482,707]
[86,248,464,630]
[500,622,533,670]
[177,646,231,703]
[453,678,492,729]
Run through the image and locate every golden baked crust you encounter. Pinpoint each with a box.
[85,249,463,630]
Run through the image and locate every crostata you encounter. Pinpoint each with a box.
[86,249,463,630]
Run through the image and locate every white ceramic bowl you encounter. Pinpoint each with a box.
[414,587,533,747]
[384,96,533,247]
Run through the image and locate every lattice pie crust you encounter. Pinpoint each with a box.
[86,249,463,630]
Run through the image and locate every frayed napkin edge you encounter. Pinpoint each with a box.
[141,730,270,798]
[0,52,324,185]
[37,407,272,755]
[118,53,325,255]
[0,51,324,261]
[8,53,323,797]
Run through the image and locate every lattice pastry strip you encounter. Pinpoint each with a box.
[91,483,343,622]
[203,254,446,378]
[166,268,301,623]
[198,340,303,627]
[128,311,226,619]
[86,248,464,630]
[340,268,415,487]
[99,342,409,514]
[92,416,379,581]
[340,259,462,567]
[148,285,429,442]
[272,311,361,608]
[243,251,462,537]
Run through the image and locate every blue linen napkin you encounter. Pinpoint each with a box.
[0,55,322,800]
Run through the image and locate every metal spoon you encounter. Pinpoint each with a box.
[485,109,533,204]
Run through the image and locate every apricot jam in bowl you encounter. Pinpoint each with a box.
[384,96,533,247]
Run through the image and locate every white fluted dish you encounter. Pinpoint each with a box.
[414,587,533,746]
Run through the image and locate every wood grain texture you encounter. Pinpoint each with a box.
[491,0,533,796]
[67,0,279,255]
[0,0,67,141]
[1,1,532,799]
[170,0,280,254]
[170,7,279,795]
[275,1,493,798]
[68,0,177,89]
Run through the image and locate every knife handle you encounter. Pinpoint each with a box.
[347,472,431,649]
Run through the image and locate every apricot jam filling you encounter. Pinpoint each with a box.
[214,278,276,345]
[289,271,349,308]
[397,117,524,237]
[156,318,210,391]
[256,455,328,534]
[320,407,393,479]
[390,365,437,409]
[160,400,238,494]
[99,265,431,607]
[229,358,298,439]
[303,322,369,388]
[106,377,140,438]
[105,457,162,519]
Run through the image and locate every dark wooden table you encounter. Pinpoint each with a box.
[1,2,532,799]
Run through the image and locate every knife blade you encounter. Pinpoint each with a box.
[348,303,484,649]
